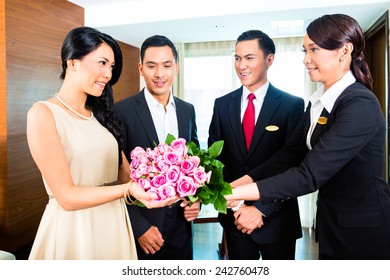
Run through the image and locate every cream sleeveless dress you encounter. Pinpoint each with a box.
[28,101,137,260]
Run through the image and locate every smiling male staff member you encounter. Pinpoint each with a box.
[113,35,200,260]
[208,30,304,260]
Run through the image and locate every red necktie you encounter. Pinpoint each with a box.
[242,93,256,150]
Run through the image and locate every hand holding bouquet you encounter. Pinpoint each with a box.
[128,134,232,213]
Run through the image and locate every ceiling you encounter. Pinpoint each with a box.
[68,0,390,48]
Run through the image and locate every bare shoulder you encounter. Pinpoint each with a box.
[27,99,57,132]
[27,99,55,120]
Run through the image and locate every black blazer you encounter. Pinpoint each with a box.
[113,89,199,239]
[253,82,390,259]
[208,83,304,244]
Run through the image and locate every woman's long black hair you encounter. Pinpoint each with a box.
[60,26,124,165]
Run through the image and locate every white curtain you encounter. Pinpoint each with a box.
[173,43,185,99]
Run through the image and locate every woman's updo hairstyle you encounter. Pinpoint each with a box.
[306,14,373,91]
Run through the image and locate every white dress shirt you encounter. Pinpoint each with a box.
[240,81,269,124]
[144,88,179,143]
[306,71,356,150]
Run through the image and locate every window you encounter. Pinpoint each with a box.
[183,55,240,149]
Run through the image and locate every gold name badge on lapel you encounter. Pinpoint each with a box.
[317,116,328,125]
[265,125,279,131]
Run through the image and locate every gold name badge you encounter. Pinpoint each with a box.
[317,116,328,125]
[265,125,279,131]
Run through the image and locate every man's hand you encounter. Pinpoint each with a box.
[233,204,264,234]
[137,226,164,254]
[181,200,201,222]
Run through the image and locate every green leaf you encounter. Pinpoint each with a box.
[220,182,233,195]
[165,133,176,145]
[187,142,200,156]
[213,195,228,214]
[208,140,224,158]
[188,195,199,203]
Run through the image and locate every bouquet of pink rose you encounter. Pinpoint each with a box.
[128,134,232,213]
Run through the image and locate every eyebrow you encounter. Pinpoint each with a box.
[98,57,115,64]
[302,43,317,48]
[145,60,174,64]
[235,53,256,58]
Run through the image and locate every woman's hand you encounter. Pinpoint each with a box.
[128,181,180,209]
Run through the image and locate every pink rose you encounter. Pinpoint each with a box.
[171,138,188,157]
[137,154,150,165]
[193,167,212,185]
[151,174,167,188]
[181,156,200,174]
[130,146,147,159]
[177,176,197,197]
[154,160,169,173]
[157,143,173,154]
[138,178,151,190]
[166,165,181,183]
[164,151,181,166]
[136,163,151,178]
[147,188,162,202]
[130,158,140,169]
[130,168,138,181]
[157,185,176,200]
[147,149,162,162]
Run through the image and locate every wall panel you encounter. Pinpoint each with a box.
[114,40,140,102]
[0,0,84,253]
[0,0,140,256]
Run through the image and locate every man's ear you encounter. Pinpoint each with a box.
[138,62,144,76]
[266,54,274,67]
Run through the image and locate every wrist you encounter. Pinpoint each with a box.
[124,180,136,205]
[231,200,244,212]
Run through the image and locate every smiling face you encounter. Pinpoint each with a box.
[73,42,115,97]
[234,39,273,93]
[302,34,349,91]
[138,45,178,103]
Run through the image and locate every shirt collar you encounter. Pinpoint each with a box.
[309,71,356,113]
[242,81,269,102]
[144,87,176,109]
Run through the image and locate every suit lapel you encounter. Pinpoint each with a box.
[228,88,247,157]
[134,90,159,145]
[174,97,188,139]
[248,85,281,154]
[310,108,330,147]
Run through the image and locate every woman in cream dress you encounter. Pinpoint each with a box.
[27,27,177,260]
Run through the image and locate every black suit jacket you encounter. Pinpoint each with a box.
[208,84,304,244]
[113,89,199,239]
[254,82,390,259]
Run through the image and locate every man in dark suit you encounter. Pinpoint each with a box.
[208,30,304,260]
[113,35,200,260]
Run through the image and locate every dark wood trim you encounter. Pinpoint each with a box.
[364,10,389,183]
